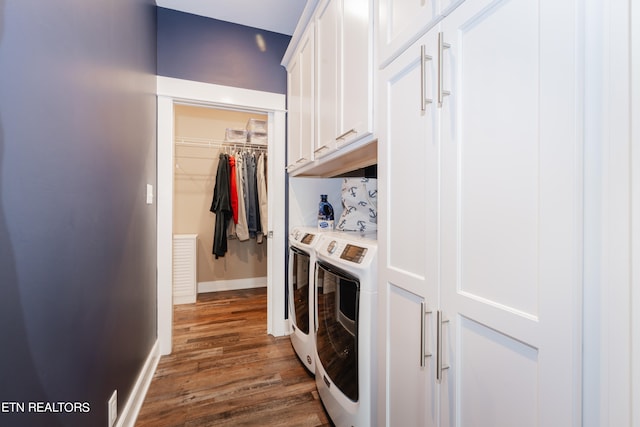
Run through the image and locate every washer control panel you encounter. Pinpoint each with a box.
[290,228,317,247]
[300,233,316,245]
[340,244,368,264]
[318,235,376,266]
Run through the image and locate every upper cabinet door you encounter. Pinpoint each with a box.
[315,0,340,157]
[339,0,374,146]
[377,0,469,68]
[438,0,582,425]
[286,23,315,171]
[298,24,315,165]
[286,55,302,170]
[377,0,440,67]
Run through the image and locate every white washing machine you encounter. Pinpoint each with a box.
[314,231,378,427]
[288,226,323,374]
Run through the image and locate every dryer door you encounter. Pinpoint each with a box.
[316,260,360,402]
[289,246,311,334]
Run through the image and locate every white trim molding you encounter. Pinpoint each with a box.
[582,0,634,425]
[631,0,640,424]
[156,76,286,112]
[198,277,267,293]
[156,76,288,356]
[157,95,174,356]
[115,340,160,427]
[601,0,632,424]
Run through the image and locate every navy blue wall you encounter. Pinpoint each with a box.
[0,0,157,425]
[157,7,291,94]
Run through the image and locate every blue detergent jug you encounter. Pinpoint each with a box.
[318,194,334,230]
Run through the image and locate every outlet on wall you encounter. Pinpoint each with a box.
[108,390,117,427]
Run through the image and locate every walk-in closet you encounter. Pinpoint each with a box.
[157,78,288,355]
[172,104,270,302]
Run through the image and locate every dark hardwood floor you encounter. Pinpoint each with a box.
[135,287,333,427]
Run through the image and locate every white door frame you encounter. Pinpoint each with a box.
[156,76,288,355]
[582,1,638,424]
[633,1,640,421]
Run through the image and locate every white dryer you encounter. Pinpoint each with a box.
[314,231,378,427]
[288,226,323,374]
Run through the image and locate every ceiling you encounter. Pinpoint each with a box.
[155,0,307,36]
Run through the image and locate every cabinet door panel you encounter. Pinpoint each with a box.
[340,0,373,145]
[287,58,301,168]
[383,33,438,290]
[299,25,314,164]
[378,0,440,67]
[386,284,436,427]
[315,0,340,155]
[454,0,539,315]
[458,317,538,427]
[439,0,581,425]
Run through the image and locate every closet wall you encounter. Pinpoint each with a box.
[174,104,268,286]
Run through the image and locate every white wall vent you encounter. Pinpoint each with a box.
[173,234,197,304]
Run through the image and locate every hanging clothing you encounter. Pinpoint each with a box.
[257,152,268,235]
[210,154,232,258]
[209,149,266,247]
[234,152,250,241]
[244,152,259,238]
[229,155,239,224]
[226,154,238,239]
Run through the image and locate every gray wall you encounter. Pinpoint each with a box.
[0,0,158,425]
[157,7,291,94]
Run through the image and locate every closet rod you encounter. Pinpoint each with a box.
[175,136,268,151]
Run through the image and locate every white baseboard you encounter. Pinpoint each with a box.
[115,340,160,427]
[198,277,267,293]
[173,294,196,305]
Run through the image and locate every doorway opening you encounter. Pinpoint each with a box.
[157,77,287,355]
[174,104,268,294]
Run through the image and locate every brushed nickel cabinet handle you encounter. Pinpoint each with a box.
[314,145,330,154]
[336,128,357,140]
[420,301,433,367]
[438,32,451,108]
[436,310,450,382]
[421,45,433,112]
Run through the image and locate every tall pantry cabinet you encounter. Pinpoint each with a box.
[377,0,583,425]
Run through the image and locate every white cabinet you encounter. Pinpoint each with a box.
[287,52,301,168]
[315,0,374,158]
[285,0,375,175]
[299,25,314,167]
[339,0,373,147]
[314,0,340,158]
[378,27,440,427]
[286,23,315,171]
[378,0,583,425]
[377,0,440,66]
[377,0,466,67]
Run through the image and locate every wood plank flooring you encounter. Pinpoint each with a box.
[135,288,333,427]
